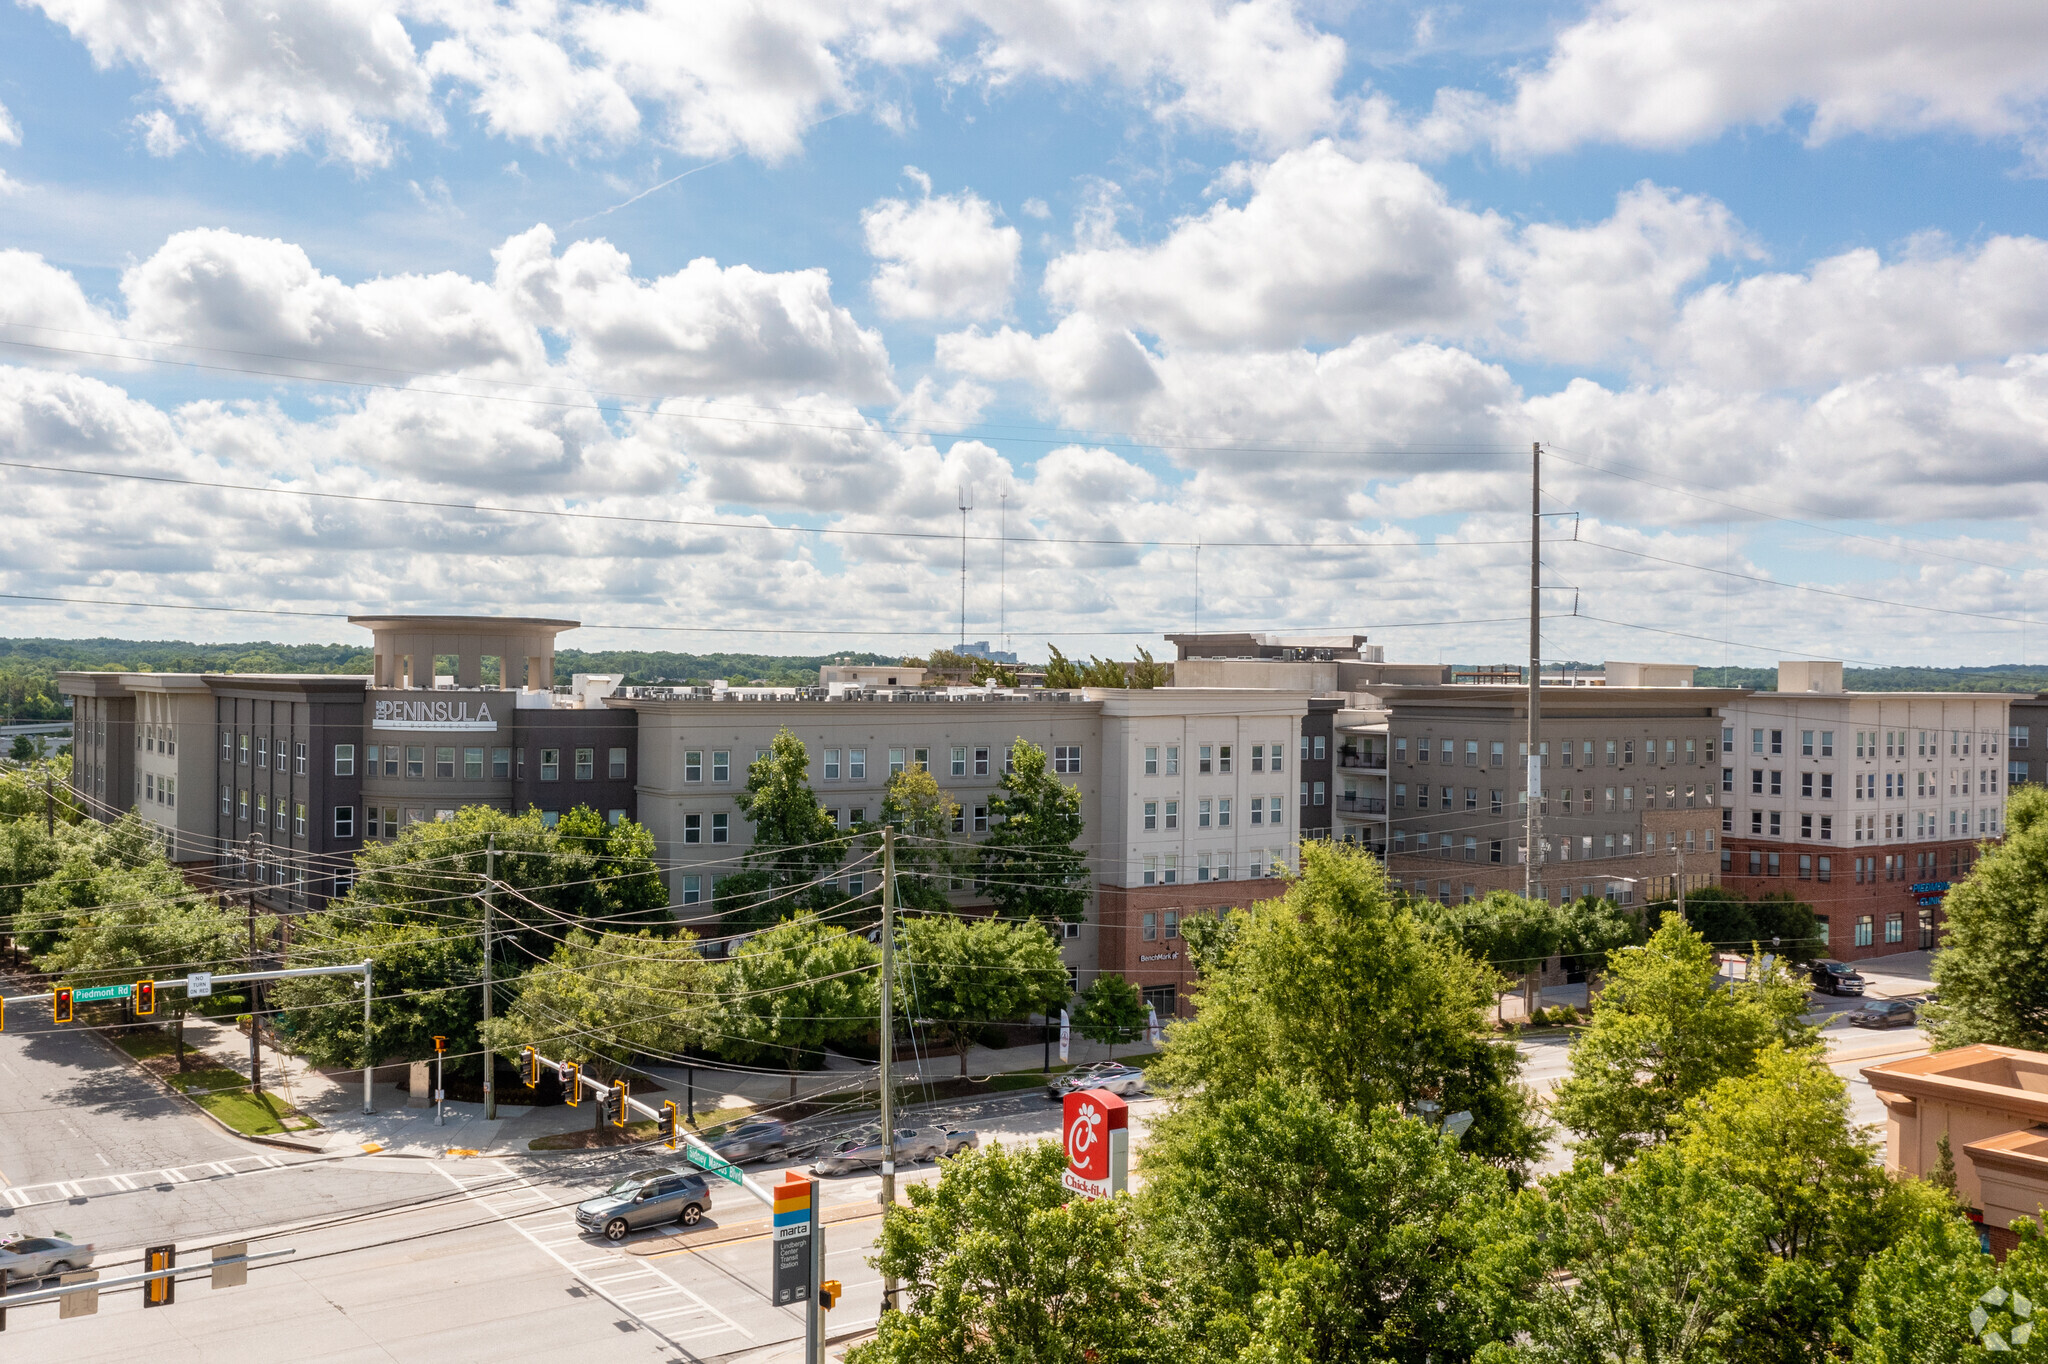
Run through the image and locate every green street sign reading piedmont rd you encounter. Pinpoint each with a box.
[72,985,133,1003]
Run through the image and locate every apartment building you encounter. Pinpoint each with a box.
[1719,661,2015,959]
[2006,693,2048,788]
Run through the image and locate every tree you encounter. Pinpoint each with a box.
[1073,973,1147,1060]
[273,918,481,1073]
[734,727,850,921]
[871,768,962,913]
[1928,785,2048,1050]
[1043,645,1085,689]
[852,1140,1164,1364]
[1841,1197,1995,1364]
[1151,841,1544,1170]
[1128,648,1168,689]
[1178,906,1245,977]
[15,812,189,958]
[1141,1081,1509,1364]
[717,914,877,1096]
[897,914,1070,1075]
[1557,894,1649,986]
[979,738,1090,923]
[1655,886,1823,964]
[1415,890,1564,1015]
[1549,913,1817,1168]
[38,884,255,1070]
[8,733,36,763]
[481,929,717,1127]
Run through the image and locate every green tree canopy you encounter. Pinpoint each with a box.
[15,812,189,957]
[733,727,850,922]
[1142,1081,1508,1364]
[1073,972,1147,1060]
[1549,912,1817,1167]
[1557,894,1651,979]
[870,768,961,913]
[718,913,877,1092]
[897,914,1071,1074]
[1650,886,1824,964]
[1415,890,1564,977]
[1928,785,2048,1050]
[978,738,1089,923]
[1151,841,1543,1169]
[852,1140,1163,1364]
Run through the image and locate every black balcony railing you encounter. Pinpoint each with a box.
[1337,793,1386,813]
[1338,752,1387,770]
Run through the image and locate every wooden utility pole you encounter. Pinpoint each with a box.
[1526,441,1542,902]
[878,826,898,1317]
[246,893,262,1097]
[482,833,497,1121]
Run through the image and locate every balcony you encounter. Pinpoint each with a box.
[1338,752,1387,770]
[1338,793,1386,814]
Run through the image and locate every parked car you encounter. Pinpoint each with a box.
[575,1168,713,1242]
[813,1126,950,1175]
[1849,1000,1919,1029]
[942,1128,979,1156]
[1810,961,1867,996]
[703,1118,790,1165]
[0,1234,94,1285]
[1046,1062,1148,1100]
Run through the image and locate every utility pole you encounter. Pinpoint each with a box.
[1526,440,1542,902]
[482,833,496,1121]
[957,483,973,649]
[45,769,54,836]
[245,893,261,1098]
[878,826,898,1317]
[998,490,1008,658]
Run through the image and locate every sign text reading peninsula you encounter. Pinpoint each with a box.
[373,698,500,732]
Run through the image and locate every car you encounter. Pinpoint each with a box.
[703,1118,791,1165]
[1810,961,1867,996]
[575,1168,713,1242]
[1046,1062,1148,1100]
[942,1128,979,1156]
[1850,1000,1919,1029]
[0,1234,95,1285]
[812,1126,950,1175]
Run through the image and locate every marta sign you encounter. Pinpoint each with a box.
[1061,1089,1129,1200]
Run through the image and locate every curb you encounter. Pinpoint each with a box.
[84,1022,327,1155]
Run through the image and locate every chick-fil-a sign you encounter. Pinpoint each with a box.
[1061,1089,1129,1199]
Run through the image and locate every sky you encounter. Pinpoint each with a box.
[2,1,2047,670]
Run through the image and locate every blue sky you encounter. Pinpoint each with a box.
[2,1,2047,668]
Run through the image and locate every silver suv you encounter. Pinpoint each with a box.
[575,1168,714,1242]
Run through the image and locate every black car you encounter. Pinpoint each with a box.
[1849,1000,1918,1029]
[1810,961,1866,996]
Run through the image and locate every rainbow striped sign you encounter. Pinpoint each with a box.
[772,1177,814,1305]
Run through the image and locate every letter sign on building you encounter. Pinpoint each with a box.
[1061,1089,1129,1200]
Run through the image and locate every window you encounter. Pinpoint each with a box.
[256,736,269,767]
[1301,781,1310,807]
[294,803,307,836]
[462,747,483,780]
[1167,745,1181,774]
[1751,809,1764,834]
[1143,856,1158,886]
[1470,786,1483,811]
[1768,810,1783,835]
[325,742,354,779]
[711,812,729,844]
[1854,915,1874,948]
[1490,740,1505,768]
[1802,772,1814,798]
[2013,724,2030,750]
[222,729,233,760]
[1624,739,1636,765]
[823,749,841,780]
[1054,745,1083,774]
[1770,771,1782,796]
[493,747,512,779]
[1220,744,1233,773]
[434,746,455,779]
[1490,789,1504,815]
[681,874,702,905]
[1418,738,1431,764]
[889,747,906,776]
[1622,785,1634,811]
[683,750,704,782]
[1395,738,1408,764]
[1144,745,1159,775]
[1268,795,1283,825]
[1199,798,1212,828]
[712,751,730,782]
[1197,853,1212,882]
[912,748,929,772]
[398,745,420,779]
[684,814,701,844]
[573,748,594,780]
[1820,815,1832,841]
[1162,854,1179,885]
[1254,793,1269,822]
[1801,813,1813,839]
[1801,729,1814,757]
[1269,743,1283,773]
[1199,744,1213,774]
[973,746,990,777]
[974,805,988,832]
[276,803,288,832]
[1799,854,1812,879]
[1165,800,1179,830]
[1144,800,1158,830]
[850,748,867,780]
[1767,852,1781,876]
[1219,797,1231,826]
[540,748,560,781]
[608,748,627,780]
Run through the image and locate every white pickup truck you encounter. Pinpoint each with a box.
[0,1233,95,1285]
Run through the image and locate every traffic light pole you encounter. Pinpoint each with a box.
[878,827,898,1318]
[808,1173,827,1364]
[245,894,262,1099]
[482,834,496,1121]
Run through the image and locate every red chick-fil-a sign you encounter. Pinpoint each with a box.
[1061,1088,1129,1199]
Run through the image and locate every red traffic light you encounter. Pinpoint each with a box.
[52,987,73,1024]
[134,980,156,1016]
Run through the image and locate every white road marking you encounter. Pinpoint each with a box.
[432,1160,752,1345]
[94,1152,111,1167]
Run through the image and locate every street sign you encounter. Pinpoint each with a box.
[1061,1089,1129,1200]
[72,985,131,1003]
[772,1175,814,1306]
[1058,1008,1070,1063]
[187,971,212,998]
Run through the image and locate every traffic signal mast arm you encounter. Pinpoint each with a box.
[11,961,374,1011]
[521,1047,773,1208]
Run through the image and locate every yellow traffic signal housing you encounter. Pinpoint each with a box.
[521,1047,539,1088]
[134,980,156,1016]
[562,1061,580,1106]
[660,1101,679,1146]
[819,1279,842,1310]
[52,987,73,1024]
[612,1080,630,1129]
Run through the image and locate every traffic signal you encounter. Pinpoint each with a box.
[612,1080,630,1129]
[52,987,72,1025]
[819,1279,842,1310]
[134,980,156,1016]
[562,1061,580,1106]
[660,1101,678,1147]
[432,1035,446,1054]
[143,1245,176,1308]
[521,1048,539,1088]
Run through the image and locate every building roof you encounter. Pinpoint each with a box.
[346,614,579,631]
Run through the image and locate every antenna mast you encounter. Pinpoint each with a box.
[958,483,973,649]
[999,490,1008,656]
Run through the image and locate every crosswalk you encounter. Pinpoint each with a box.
[433,1159,752,1348]
[0,1152,286,1209]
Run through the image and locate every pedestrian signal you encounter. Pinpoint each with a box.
[819,1279,842,1310]
[52,988,73,1024]
[134,980,156,1016]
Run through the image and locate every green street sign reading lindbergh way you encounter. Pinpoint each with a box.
[72,985,134,1003]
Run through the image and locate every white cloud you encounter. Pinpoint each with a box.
[892,376,994,430]
[1496,0,2048,161]
[131,109,189,157]
[864,184,1021,322]
[0,100,20,146]
[30,0,438,168]
[0,250,126,357]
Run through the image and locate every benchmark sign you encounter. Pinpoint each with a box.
[372,698,498,732]
[1061,1089,1129,1200]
